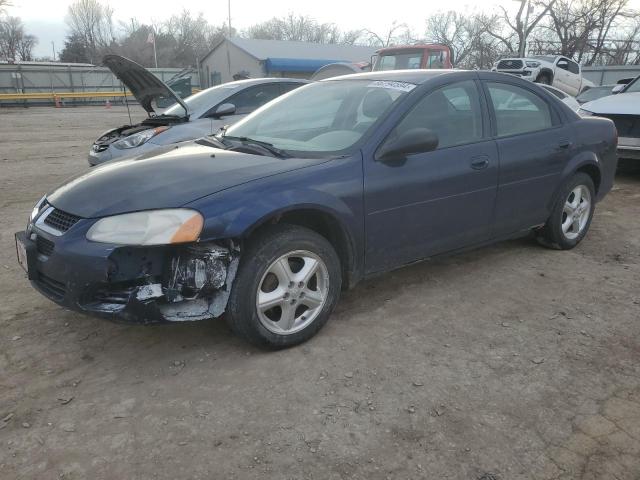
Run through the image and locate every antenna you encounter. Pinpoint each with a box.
[123,84,133,125]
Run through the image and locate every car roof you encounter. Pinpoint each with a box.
[220,77,310,87]
[322,69,463,84]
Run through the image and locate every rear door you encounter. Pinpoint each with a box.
[482,79,573,236]
[363,79,499,273]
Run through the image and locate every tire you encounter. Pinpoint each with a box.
[536,73,552,85]
[226,224,342,349]
[537,172,596,250]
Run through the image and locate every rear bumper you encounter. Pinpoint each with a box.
[617,139,640,160]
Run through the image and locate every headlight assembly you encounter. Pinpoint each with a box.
[86,209,204,245]
[30,195,47,222]
[113,126,169,149]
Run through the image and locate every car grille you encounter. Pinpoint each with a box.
[36,235,54,256]
[497,59,524,70]
[36,273,66,301]
[597,115,640,139]
[44,208,81,233]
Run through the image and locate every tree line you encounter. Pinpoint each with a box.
[1,0,639,68]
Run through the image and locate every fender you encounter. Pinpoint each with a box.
[186,155,366,285]
[547,149,601,211]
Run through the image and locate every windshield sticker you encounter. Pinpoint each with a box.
[368,80,416,92]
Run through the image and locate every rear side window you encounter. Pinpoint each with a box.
[386,80,483,149]
[486,82,553,137]
[280,83,303,94]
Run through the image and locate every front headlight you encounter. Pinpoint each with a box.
[525,61,541,68]
[578,108,594,117]
[113,126,169,149]
[30,195,47,222]
[86,209,204,245]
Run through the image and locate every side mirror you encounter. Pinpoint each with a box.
[378,128,439,162]
[611,84,625,94]
[213,103,236,118]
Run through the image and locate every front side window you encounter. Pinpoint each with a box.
[225,80,413,156]
[227,84,282,114]
[567,60,580,75]
[383,80,483,150]
[487,82,553,137]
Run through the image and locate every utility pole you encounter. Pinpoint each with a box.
[519,0,532,57]
[51,41,56,61]
[228,0,232,36]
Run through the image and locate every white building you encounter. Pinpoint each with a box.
[199,37,377,87]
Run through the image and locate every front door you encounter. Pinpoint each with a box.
[363,79,499,273]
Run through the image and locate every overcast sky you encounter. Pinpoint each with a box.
[7,0,640,59]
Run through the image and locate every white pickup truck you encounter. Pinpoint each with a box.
[493,55,594,97]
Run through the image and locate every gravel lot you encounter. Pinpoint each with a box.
[1,106,639,480]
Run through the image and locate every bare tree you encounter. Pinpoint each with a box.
[246,14,357,44]
[0,16,37,61]
[498,0,557,56]
[66,0,115,63]
[362,21,409,47]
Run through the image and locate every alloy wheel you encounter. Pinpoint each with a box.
[561,185,591,240]
[256,250,329,335]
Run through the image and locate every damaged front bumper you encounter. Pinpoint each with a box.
[17,221,239,325]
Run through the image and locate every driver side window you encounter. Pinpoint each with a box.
[385,80,484,150]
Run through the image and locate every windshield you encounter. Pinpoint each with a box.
[374,50,423,70]
[163,83,242,116]
[223,79,414,157]
[624,76,640,93]
[577,86,613,103]
[531,55,557,63]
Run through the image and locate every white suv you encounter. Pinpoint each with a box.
[493,55,593,97]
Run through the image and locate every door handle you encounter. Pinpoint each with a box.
[470,155,489,170]
[557,139,572,150]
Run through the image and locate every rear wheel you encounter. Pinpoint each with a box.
[226,224,342,348]
[537,173,595,250]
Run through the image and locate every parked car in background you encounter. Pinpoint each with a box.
[579,75,640,160]
[493,55,593,96]
[540,84,580,111]
[88,55,307,166]
[17,70,617,348]
[576,85,617,104]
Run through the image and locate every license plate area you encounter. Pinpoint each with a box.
[15,232,36,279]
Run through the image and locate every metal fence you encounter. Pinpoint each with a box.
[582,65,640,86]
[0,62,201,107]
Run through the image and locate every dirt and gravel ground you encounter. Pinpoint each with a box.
[1,106,639,480]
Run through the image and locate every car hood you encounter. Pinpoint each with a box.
[47,143,320,218]
[103,54,189,118]
[581,92,640,115]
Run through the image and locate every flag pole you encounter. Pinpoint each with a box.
[153,28,158,68]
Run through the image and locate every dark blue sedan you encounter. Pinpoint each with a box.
[16,70,618,348]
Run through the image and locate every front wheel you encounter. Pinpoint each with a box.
[226,224,342,348]
[536,73,552,85]
[537,172,596,250]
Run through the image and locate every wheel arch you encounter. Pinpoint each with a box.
[536,68,554,83]
[243,206,359,289]
[548,153,602,212]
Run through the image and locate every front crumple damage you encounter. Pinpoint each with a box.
[81,241,240,324]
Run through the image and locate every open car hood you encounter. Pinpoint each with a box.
[103,54,189,118]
